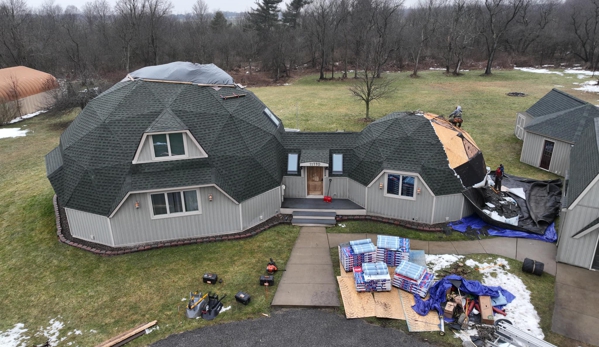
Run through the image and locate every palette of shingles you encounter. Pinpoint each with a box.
[353,262,392,292]
[392,260,435,298]
[376,235,410,266]
[339,239,377,272]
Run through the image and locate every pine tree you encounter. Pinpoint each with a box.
[210,11,230,32]
[249,0,282,34]
[282,0,312,28]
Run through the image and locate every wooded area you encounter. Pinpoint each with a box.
[0,0,597,83]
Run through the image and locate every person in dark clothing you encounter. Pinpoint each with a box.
[494,164,503,191]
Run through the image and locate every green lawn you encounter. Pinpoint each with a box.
[0,68,592,345]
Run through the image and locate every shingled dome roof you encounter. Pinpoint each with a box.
[46,64,285,217]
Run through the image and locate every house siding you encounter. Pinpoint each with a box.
[65,208,113,246]
[348,178,366,207]
[520,132,571,176]
[109,186,240,247]
[282,175,306,198]
[241,187,281,229]
[366,175,435,223]
[432,193,467,224]
[558,180,599,268]
[325,177,348,199]
[515,113,532,140]
[137,133,205,162]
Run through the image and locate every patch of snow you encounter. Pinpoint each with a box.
[514,67,563,75]
[38,319,64,346]
[0,323,29,347]
[426,254,464,273]
[465,258,544,339]
[564,69,596,76]
[8,110,47,124]
[283,83,291,86]
[220,306,231,313]
[0,128,29,139]
[89,329,97,333]
[554,85,564,88]
[181,298,187,301]
[73,330,82,335]
[574,80,599,93]
[145,325,159,334]
[338,223,346,228]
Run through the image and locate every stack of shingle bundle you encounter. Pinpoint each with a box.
[376,235,410,266]
[392,260,435,297]
[353,262,392,292]
[339,239,377,272]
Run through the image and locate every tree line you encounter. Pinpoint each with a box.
[0,0,598,83]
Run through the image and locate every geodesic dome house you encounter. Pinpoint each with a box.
[46,62,486,251]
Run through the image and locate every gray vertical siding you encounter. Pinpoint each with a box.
[110,186,240,247]
[520,132,570,176]
[432,193,467,223]
[515,113,532,140]
[241,187,281,229]
[283,176,306,198]
[325,177,348,199]
[137,133,206,163]
[65,208,113,246]
[558,181,599,268]
[366,175,435,223]
[348,178,366,207]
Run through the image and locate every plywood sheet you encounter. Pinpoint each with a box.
[337,276,376,319]
[398,289,441,332]
[373,287,405,320]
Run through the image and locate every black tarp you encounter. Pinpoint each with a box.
[454,151,487,187]
[462,174,562,235]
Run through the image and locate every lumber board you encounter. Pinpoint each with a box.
[373,287,405,320]
[337,276,375,319]
[398,290,441,332]
[96,320,157,347]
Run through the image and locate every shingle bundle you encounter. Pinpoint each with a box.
[339,239,377,272]
[353,262,392,292]
[392,261,435,297]
[376,235,410,266]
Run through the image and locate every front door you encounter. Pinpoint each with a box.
[539,140,554,170]
[307,166,324,196]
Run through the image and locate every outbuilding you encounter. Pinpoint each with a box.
[0,66,57,123]
[46,62,487,250]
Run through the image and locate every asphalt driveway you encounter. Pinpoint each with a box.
[151,308,434,347]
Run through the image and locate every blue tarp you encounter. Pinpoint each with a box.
[449,214,557,243]
[412,275,515,318]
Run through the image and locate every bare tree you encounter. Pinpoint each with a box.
[144,0,173,66]
[349,63,396,120]
[568,0,599,70]
[306,0,334,79]
[115,0,146,72]
[0,0,31,66]
[0,74,20,123]
[408,0,444,77]
[438,0,477,75]
[372,0,404,78]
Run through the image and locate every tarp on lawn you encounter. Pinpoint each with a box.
[462,174,562,235]
[449,214,557,243]
[412,275,515,317]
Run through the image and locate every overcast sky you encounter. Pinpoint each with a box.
[25,0,417,14]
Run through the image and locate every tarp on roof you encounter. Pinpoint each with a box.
[125,62,234,85]
[0,66,57,101]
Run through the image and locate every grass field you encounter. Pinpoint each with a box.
[0,68,594,346]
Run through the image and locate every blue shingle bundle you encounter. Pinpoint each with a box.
[353,262,392,292]
[339,239,377,272]
[376,235,410,266]
[392,261,435,297]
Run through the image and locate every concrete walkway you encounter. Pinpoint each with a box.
[273,230,599,346]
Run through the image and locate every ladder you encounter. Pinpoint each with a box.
[486,320,557,347]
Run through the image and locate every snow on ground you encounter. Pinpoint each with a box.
[514,67,563,75]
[145,325,159,334]
[0,319,87,347]
[574,80,599,93]
[0,127,29,139]
[8,110,47,124]
[465,257,544,339]
[426,255,544,340]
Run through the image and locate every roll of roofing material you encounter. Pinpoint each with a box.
[522,258,544,276]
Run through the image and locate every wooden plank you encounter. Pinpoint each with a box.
[374,286,405,320]
[96,320,157,347]
[398,290,441,332]
[337,276,376,319]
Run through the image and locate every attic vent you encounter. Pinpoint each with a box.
[264,108,280,127]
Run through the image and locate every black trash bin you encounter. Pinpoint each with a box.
[522,258,544,276]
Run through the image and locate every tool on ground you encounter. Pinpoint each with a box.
[201,293,227,321]
[235,291,251,305]
[439,315,445,336]
[260,275,274,286]
[203,273,218,284]
[487,319,557,347]
[186,292,208,319]
[266,258,278,275]
[324,178,333,203]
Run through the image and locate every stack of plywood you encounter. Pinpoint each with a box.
[353,262,392,292]
[376,235,410,266]
[392,261,435,298]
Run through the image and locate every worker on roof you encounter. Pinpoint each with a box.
[448,105,463,128]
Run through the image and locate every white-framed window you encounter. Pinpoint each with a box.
[385,174,416,199]
[264,108,280,127]
[152,132,187,159]
[332,154,343,174]
[149,189,200,218]
[287,153,299,174]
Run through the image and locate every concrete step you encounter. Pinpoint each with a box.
[292,217,337,227]
[292,211,336,219]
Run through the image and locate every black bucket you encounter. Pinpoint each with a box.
[522,258,544,276]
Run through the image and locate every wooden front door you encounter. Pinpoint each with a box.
[307,167,324,195]
[539,140,554,170]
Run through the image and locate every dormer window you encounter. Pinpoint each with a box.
[152,133,186,158]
